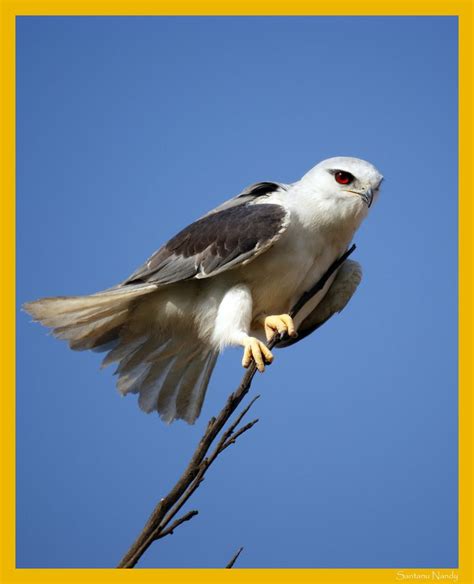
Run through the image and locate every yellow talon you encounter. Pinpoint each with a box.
[263,314,297,342]
[241,337,274,372]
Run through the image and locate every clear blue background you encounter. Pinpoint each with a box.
[16,16,458,568]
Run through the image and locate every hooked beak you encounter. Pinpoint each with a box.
[346,188,374,208]
[364,188,374,208]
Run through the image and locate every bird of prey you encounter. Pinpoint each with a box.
[24,156,383,424]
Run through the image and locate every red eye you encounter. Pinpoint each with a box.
[335,171,354,185]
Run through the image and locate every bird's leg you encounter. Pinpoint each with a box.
[212,284,274,372]
[241,336,274,372]
[261,314,297,342]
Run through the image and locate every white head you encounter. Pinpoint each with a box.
[301,156,383,209]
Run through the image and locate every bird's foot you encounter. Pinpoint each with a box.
[263,314,297,342]
[241,337,273,373]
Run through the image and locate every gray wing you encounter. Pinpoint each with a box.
[124,183,290,286]
[277,260,363,348]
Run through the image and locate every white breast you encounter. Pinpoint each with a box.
[244,185,367,327]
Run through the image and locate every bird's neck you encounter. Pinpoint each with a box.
[289,184,369,243]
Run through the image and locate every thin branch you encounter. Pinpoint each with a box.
[154,510,199,541]
[117,245,356,569]
[207,395,261,462]
[224,394,261,438]
[225,546,244,568]
[221,419,259,451]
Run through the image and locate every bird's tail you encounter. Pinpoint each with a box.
[23,283,157,352]
[104,331,218,424]
[24,284,218,424]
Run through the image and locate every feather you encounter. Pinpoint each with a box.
[104,323,218,423]
[23,284,157,351]
[176,351,218,423]
[124,204,289,285]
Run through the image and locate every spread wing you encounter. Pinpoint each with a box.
[277,260,363,348]
[124,182,290,286]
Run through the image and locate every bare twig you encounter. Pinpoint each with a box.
[154,510,199,541]
[225,546,244,568]
[221,419,259,451]
[117,245,356,568]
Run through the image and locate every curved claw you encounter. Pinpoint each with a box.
[263,314,297,342]
[241,337,274,372]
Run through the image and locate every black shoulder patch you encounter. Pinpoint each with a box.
[239,181,283,197]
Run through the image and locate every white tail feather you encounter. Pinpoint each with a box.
[24,282,218,424]
[23,284,156,351]
[112,334,217,424]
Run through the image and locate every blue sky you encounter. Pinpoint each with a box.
[16,16,458,568]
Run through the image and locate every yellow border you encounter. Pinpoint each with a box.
[1,2,472,583]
